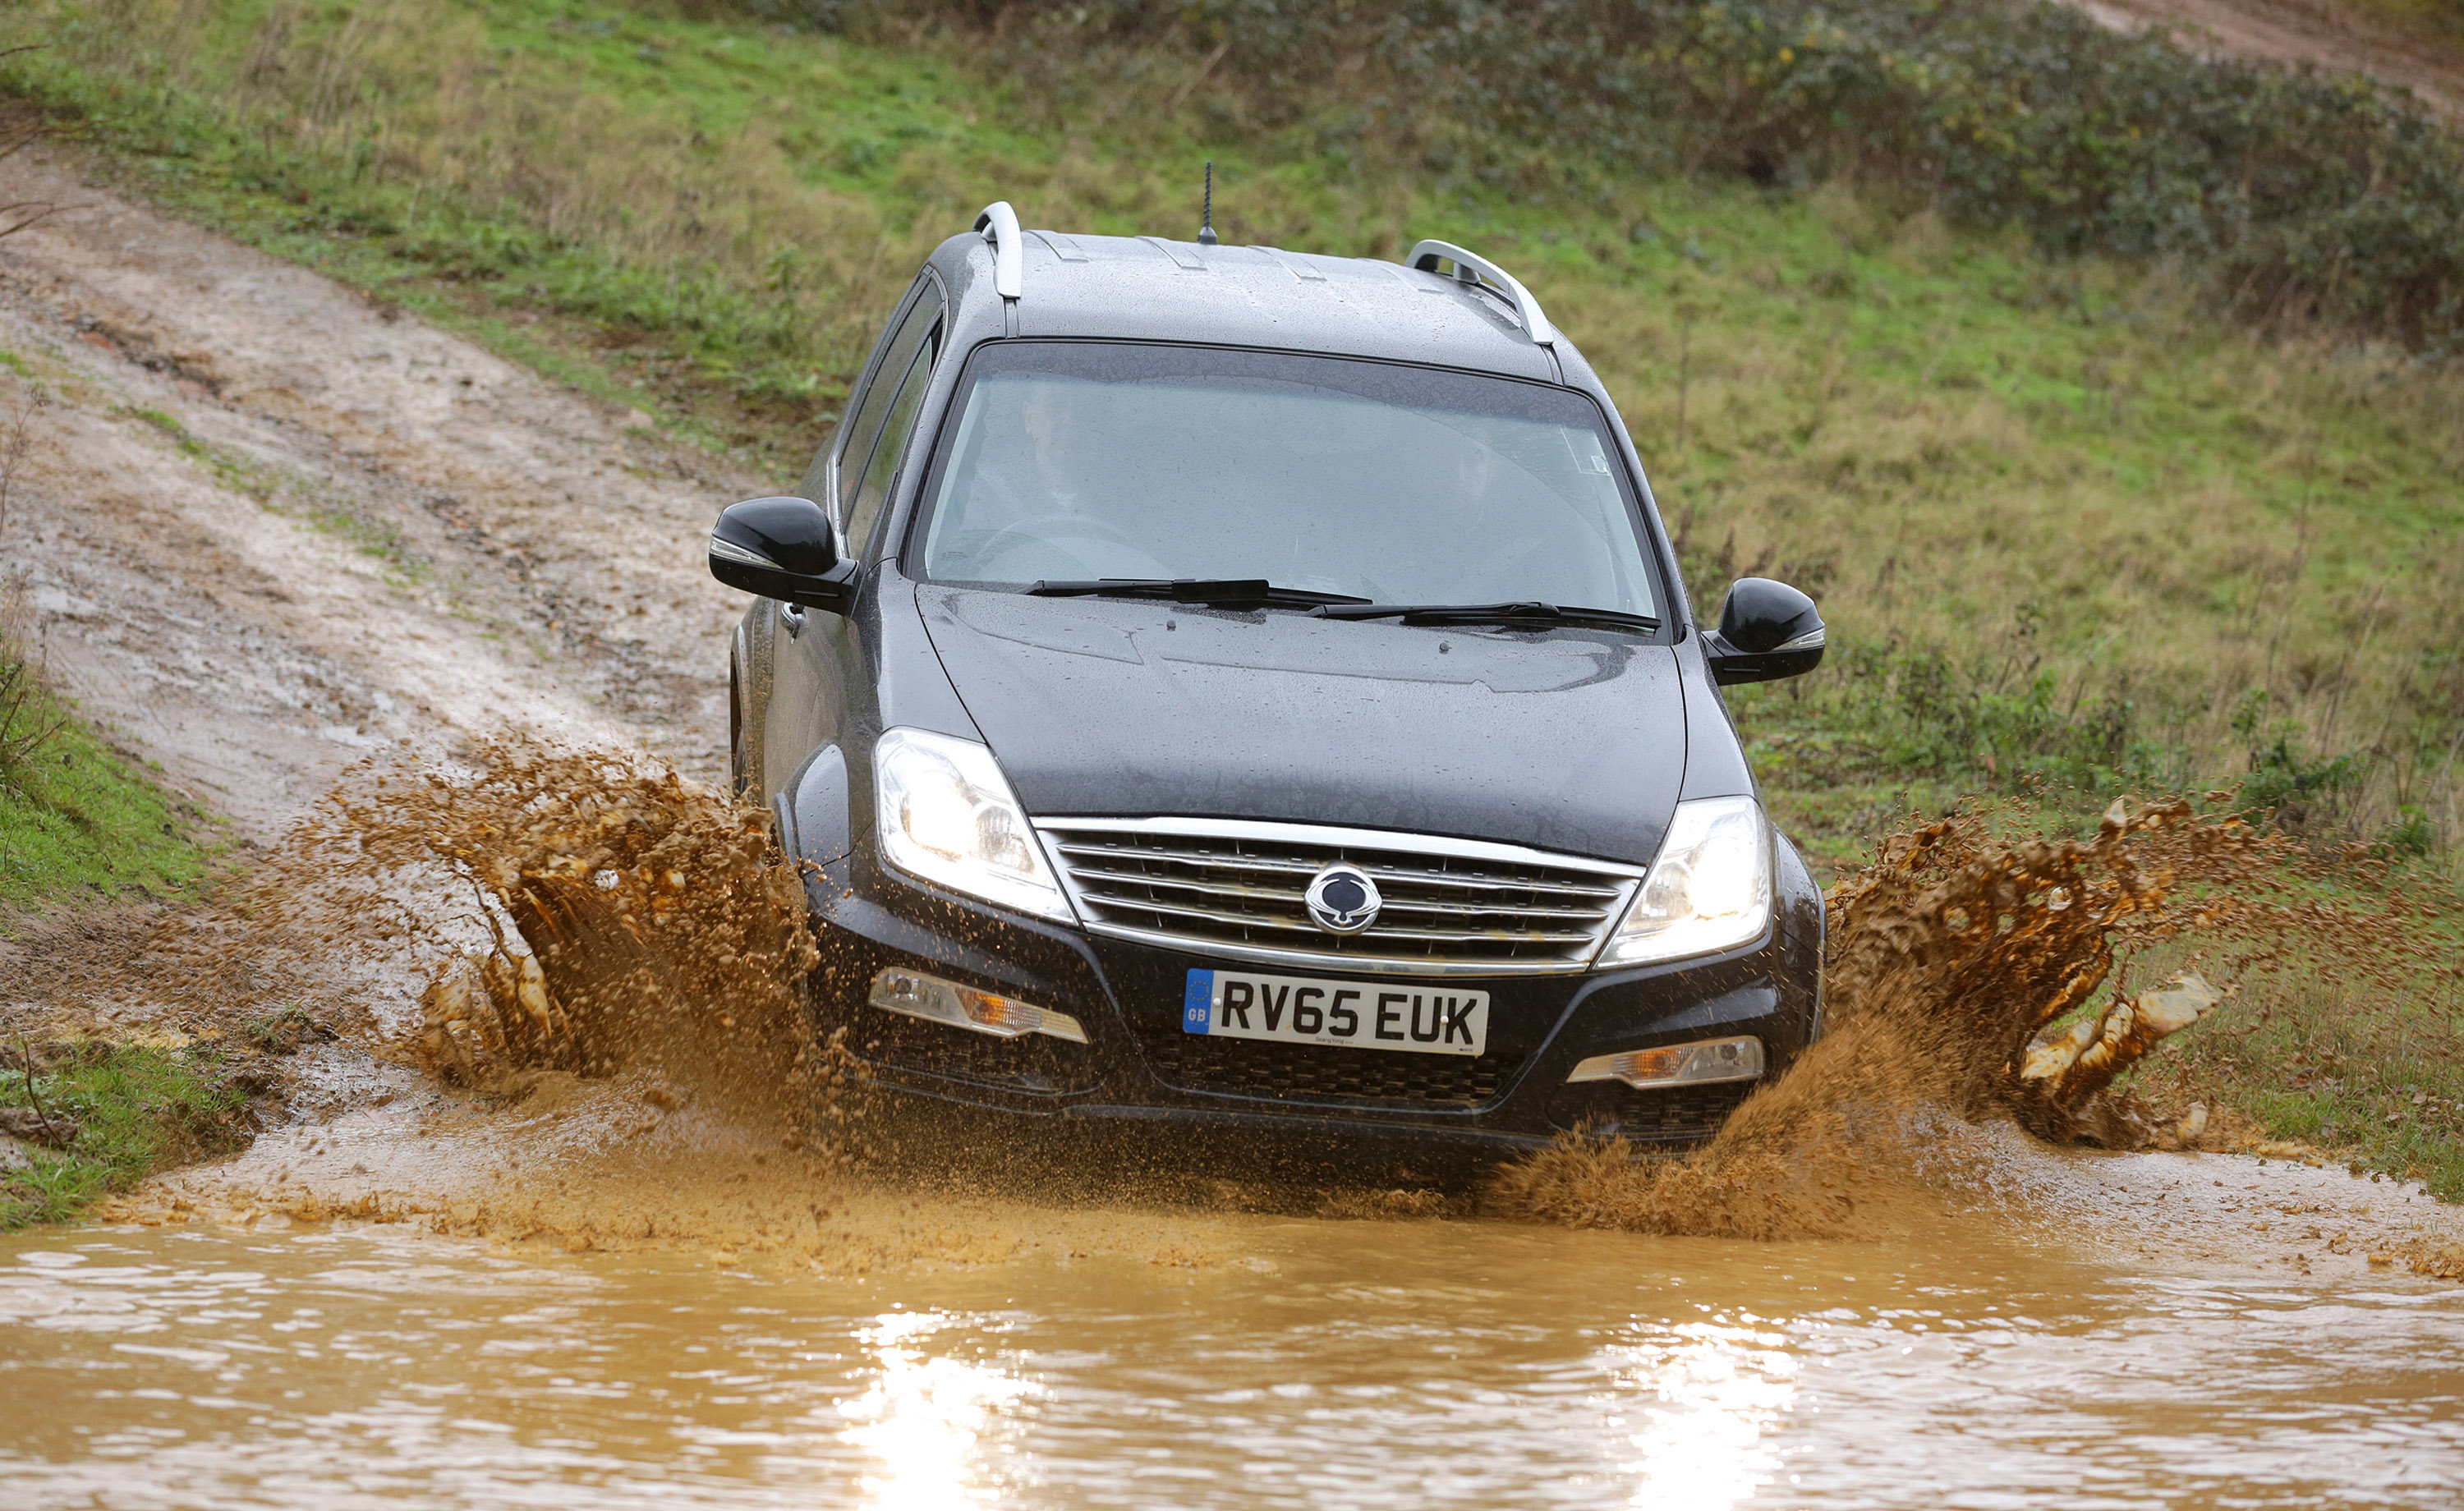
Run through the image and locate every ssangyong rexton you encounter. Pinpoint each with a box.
[708,202,1828,1169]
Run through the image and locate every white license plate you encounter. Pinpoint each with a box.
[1182,969,1488,1057]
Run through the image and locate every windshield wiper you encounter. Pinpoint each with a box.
[1026,578,1371,609]
[1311,600,1662,633]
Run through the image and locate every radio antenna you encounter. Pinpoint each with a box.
[1197,161,1218,246]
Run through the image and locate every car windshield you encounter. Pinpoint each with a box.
[911,343,1662,620]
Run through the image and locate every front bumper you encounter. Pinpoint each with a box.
[801,841,1823,1167]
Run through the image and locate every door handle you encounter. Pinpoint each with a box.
[779,601,807,640]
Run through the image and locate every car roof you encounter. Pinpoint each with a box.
[930,228,1565,384]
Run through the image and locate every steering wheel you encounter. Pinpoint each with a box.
[971,512,1154,579]
[1464,524,1616,608]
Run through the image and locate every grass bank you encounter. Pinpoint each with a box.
[1,579,212,920]
[0,0,2457,1184]
[0,1037,260,1229]
[2134,959,2464,1203]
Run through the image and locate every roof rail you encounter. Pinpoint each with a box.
[1406,240,1554,347]
[974,201,1023,301]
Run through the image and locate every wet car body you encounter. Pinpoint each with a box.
[717,210,1828,1171]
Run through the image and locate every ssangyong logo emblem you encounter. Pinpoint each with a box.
[1303,864,1382,935]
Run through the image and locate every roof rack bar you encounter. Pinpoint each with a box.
[1406,240,1555,347]
[974,201,1023,301]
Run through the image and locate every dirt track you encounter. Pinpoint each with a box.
[2073,0,2464,119]
[0,147,755,842]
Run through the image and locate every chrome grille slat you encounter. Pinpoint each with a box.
[1061,864,1308,903]
[1052,841,1626,900]
[1063,865,1608,923]
[1038,817,1642,976]
[1064,891,1602,946]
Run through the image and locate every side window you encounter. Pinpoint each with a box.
[843,326,940,558]
[810,276,945,531]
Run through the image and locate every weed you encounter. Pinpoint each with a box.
[0,383,32,538]
[0,573,63,794]
[2232,689,2361,831]
[2130,962,2464,1203]
[0,656,62,791]
[240,1004,328,1056]
[2382,806,2439,858]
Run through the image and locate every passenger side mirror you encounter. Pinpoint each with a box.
[1703,577,1825,686]
[707,496,857,613]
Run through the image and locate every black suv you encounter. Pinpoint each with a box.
[709,202,1827,1168]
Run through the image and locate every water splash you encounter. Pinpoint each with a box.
[1492,799,2446,1238]
[35,742,2453,1267]
[294,742,858,1148]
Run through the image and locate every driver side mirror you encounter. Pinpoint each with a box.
[707,496,857,613]
[1703,576,1825,686]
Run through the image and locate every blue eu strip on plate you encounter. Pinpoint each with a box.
[1184,969,1214,1033]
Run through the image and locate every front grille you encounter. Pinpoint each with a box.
[1547,1080,1755,1144]
[1142,1032,1512,1109]
[1039,818,1640,975]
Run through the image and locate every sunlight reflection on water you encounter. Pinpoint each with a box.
[841,1312,1037,1511]
[1610,1320,1798,1510]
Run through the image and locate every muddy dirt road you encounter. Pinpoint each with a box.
[3,149,2463,1507]
[0,148,752,843]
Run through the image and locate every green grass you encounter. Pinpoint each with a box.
[0,654,212,917]
[2127,959,2464,1203]
[0,1041,250,1229]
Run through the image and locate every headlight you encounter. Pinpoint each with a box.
[873,727,1073,921]
[1597,795,1773,967]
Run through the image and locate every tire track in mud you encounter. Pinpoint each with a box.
[0,146,753,839]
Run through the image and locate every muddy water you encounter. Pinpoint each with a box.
[5,1215,2461,1509]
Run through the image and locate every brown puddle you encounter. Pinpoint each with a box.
[4,1207,2462,1508]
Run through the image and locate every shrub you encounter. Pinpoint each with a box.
[2231,687,2361,830]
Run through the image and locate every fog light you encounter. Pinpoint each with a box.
[867,967,1088,1044]
[1566,1035,1763,1090]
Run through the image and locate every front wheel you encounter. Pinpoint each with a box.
[729,657,754,799]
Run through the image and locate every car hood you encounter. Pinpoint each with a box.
[917,586,1687,867]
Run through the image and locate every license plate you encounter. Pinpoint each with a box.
[1182,969,1488,1057]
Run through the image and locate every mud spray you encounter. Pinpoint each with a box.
[21,742,2459,1274]
[1494,800,2457,1265]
